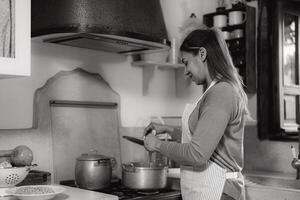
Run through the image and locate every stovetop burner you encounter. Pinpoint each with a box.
[60,179,181,200]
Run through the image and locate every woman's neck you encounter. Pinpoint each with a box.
[205,75,213,87]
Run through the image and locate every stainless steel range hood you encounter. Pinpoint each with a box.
[31,0,170,54]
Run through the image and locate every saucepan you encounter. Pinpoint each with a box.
[75,150,116,190]
[122,162,168,190]
[122,135,169,190]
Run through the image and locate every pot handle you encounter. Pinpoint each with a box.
[110,157,117,169]
[122,163,136,172]
[88,149,98,155]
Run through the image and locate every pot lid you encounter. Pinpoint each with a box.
[77,151,110,161]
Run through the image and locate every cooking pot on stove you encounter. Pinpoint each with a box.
[75,150,116,190]
[122,162,168,190]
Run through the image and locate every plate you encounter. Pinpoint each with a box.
[6,185,65,200]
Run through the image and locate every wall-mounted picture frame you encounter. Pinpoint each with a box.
[0,0,30,77]
[0,0,15,58]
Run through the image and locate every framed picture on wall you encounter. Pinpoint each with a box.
[0,0,30,77]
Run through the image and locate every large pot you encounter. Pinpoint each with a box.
[75,151,116,190]
[122,162,168,190]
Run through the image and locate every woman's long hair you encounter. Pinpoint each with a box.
[180,28,248,114]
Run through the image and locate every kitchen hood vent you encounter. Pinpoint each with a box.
[31,0,170,54]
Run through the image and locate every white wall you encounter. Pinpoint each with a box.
[0,0,219,129]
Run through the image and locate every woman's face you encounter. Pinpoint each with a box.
[181,51,207,85]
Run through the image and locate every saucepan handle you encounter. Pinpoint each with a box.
[110,157,117,169]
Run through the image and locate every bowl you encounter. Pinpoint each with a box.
[6,185,65,200]
[0,166,32,188]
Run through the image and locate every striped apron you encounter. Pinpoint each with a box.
[180,80,238,200]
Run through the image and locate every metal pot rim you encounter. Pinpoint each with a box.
[77,151,115,161]
[122,162,168,171]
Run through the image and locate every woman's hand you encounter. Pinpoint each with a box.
[144,134,162,152]
[143,122,173,136]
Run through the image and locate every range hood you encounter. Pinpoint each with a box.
[31,0,170,54]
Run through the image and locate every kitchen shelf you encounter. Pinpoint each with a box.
[221,23,246,32]
[132,61,185,69]
[203,5,256,93]
[132,60,188,97]
[203,6,247,17]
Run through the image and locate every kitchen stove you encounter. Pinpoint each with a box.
[60,179,181,200]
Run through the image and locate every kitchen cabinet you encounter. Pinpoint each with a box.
[244,170,300,199]
[245,175,300,200]
[203,5,256,93]
[0,0,31,77]
[246,185,300,200]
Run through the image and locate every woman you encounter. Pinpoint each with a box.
[143,28,248,200]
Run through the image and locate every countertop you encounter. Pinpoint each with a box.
[243,169,295,179]
[0,185,118,200]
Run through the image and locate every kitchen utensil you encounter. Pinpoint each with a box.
[0,145,33,166]
[0,165,36,188]
[75,150,116,190]
[291,146,297,159]
[222,31,231,40]
[231,29,244,38]
[229,11,247,25]
[169,37,179,64]
[122,162,168,190]
[148,151,154,167]
[213,15,227,28]
[122,136,144,145]
[6,185,65,200]
[123,135,176,167]
[0,164,37,196]
[123,134,174,146]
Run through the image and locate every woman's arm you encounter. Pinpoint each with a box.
[158,84,236,166]
[168,126,182,142]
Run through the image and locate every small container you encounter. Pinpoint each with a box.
[168,38,179,64]
[213,15,227,28]
[231,29,244,38]
[222,31,231,40]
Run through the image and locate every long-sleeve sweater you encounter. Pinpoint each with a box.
[159,81,246,200]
